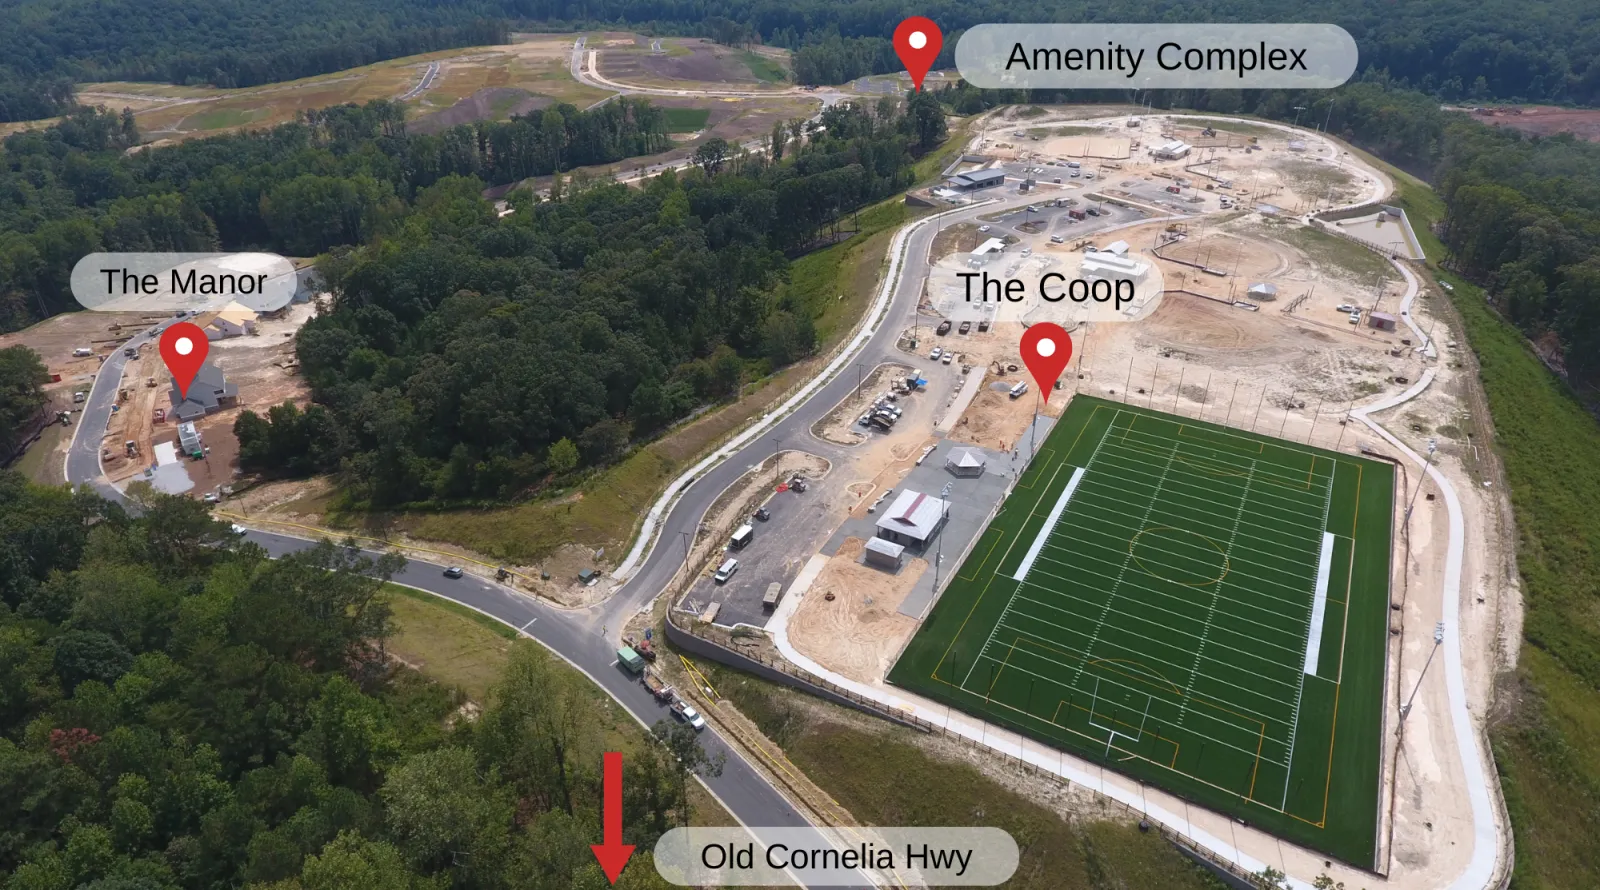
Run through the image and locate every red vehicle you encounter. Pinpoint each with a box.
[1067,209,1086,220]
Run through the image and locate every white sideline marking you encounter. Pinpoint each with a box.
[1303,531,1336,674]
[1013,466,1086,582]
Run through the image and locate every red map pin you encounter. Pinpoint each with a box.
[1020,323,1073,394]
[159,322,210,399]
[893,17,943,91]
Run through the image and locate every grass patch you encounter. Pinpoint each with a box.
[395,446,675,563]
[183,106,266,131]
[381,583,737,824]
[740,51,787,83]
[12,423,65,485]
[1261,222,1398,289]
[692,660,1224,890]
[384,583,515,701]
[1432,268,1600,889]
[1333,133,1600,887]
[661,107,711,133]
[889,396,1394,866]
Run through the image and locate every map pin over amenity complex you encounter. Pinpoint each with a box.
[1020,322,1073,395]
[893,17,942,91]
[159,322,210,400]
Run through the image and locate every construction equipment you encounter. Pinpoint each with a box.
[145,376,156,387]
[124,440,139,457]
[642,670,675,703]
[622,635,657,662]
[617,647,646,675]
[153,407,166,422]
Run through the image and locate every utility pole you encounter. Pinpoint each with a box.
[933,481,954,595]
[1406,439,1438,521]
[1400,621,1447,725]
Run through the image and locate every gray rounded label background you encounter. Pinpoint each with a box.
[956,24,1358,89]
[653,826,1018,886]
[71,252,300,313]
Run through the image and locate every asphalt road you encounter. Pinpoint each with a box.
[62,157,1043,890]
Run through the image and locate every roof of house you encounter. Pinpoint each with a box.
[213,301,257,325]
[1103,239,1130,256]
[949,168,1006,187]
[1248,282,1278,294]
[875,489,948,542]
[170,361,237,421]
[865,537,906,558]
[1154,139,1191,154]
[1081,253,1150,279]
[946,447,985,469]
[1370,312,1398,322]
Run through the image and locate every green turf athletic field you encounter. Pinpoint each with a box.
[888,395,1394,866]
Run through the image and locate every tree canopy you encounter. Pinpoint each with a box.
[0,471,710,889]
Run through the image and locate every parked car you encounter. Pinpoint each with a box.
[229,524,246,536]
[754,506,770,521]
[942,352,955,365]
[671,701,706,731]
[936,320,952,335]
[444,566,464,578]
[958,321,971,334]
[202,493,220,504]
[978,225,991,233]
[928,346,942,360]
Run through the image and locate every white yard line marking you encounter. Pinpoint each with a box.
[1012,466,1086,581]
[1181,459,1257,726]
[1281,464,1337,810]
[1303,532,1337,675]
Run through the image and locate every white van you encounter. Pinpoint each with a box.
[730,524,754,551]
[1050,235,1065,244]
[1009,381,1029,399]
[1066,161,1081,169]
[73,347,93,357]
[713,558,739,583]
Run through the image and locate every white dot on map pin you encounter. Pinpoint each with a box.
[1036,337,1056,357]
[909,31,927,49]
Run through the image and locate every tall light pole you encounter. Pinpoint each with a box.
[1406,438,1438,522]
[1400,621,1447,725]
[933,481,954,595]
[1292,105,1307,129]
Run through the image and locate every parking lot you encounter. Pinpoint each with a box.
[682,472,836,630]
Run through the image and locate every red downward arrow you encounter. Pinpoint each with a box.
[591,751,635,884]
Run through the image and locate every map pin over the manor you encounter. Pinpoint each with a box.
[894,17,943,91]
[1020,323,1073,394]
[159,322,210,399]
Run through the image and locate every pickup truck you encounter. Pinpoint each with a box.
[671,700,706,731]
[936,320,952,335]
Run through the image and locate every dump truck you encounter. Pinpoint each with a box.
[617,647,646,675]
[623,635,657,662]
[642,671,675,703]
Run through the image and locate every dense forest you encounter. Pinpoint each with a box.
[3,0,1599,121]
[0,98,669,331]
[233,93,945,504]
[0,472,709,888]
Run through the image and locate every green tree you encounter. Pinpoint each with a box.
[380,747,513,874]
[547,438,579,475]
[0,346,50,460]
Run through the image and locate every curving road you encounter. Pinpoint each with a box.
[62,165,1047,890]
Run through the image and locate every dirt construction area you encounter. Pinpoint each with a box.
[598,37,779,89]
[787,537,925,685]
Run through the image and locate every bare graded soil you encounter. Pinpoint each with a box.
[787,537,925,685]
[1468,105,1600,142]
[409,87,552,133]
[601,38,770,88]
